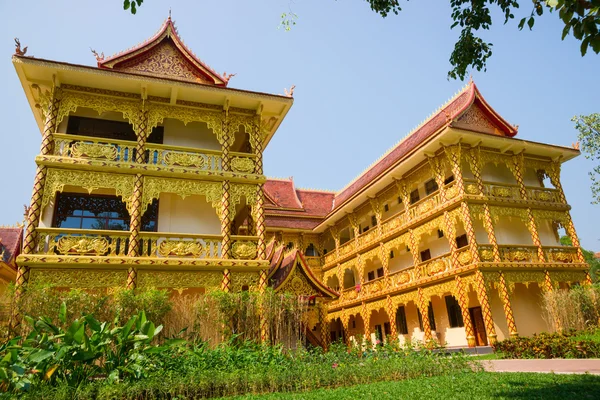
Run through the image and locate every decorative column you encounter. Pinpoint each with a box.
[444,144,465,197]
[564,211,585,263]
[126,106,149,289]
[408,229,422,279]
[220,111,233,259]
[526,208,546,262]
[253,117,267,260]
[417,287,433,344]
[466,146,485,195]
[361,302,372,347]
[547,161,567,204]
[482,204,501,262]
[356,254,365,286]
[340,311,351,347]
[497,271,518,338]
[330,226,341,259]
[474,270,497,344]
[319,304,329,351]
[428,155,447,202]
[369,197,383,238]
[443,211,459,269]
[379,243,391,289]
[336,264,343,294]
[258,269,268,343]
[460,202,481,263]
[455,275,476,347]
[348,213,360,244]
[508,153,528,200]
[221,269,231,292]
[11,85,61,334]
[584,271,593,286]
[385,295,398,342]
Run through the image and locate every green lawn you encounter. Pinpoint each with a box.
[234,372,600,399]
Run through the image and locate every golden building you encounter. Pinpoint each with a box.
[11,19,590,347]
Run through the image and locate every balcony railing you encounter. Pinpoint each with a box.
[498,245,540,263]
[543,246,579,263]
[417,252,452,278]
[52,133,256,174]
[35,228,258,260]
[464,179,562,204]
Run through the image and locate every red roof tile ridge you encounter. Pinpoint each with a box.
[296,187,337,194]
[334,81,474,197]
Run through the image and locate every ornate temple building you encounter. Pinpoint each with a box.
[10,18,590,348]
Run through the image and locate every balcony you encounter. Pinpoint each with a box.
[464,179,562,204]
[417,252,452,278]
[34,227,259,261]
[478,244,579,264]
[51,133,257,175]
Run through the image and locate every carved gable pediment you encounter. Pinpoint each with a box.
[453,103,503,136]
[114,39,212,84]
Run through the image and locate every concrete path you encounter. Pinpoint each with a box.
[482,359,600,375]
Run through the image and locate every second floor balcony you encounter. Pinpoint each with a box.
[50,133,257,176]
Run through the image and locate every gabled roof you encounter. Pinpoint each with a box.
[97,17,228,86]
[0,227,23,268]
[333,81,517,208]
[270,248,338,299]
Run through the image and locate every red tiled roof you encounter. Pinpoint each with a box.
[333,82,517,209]
[263,178,303,210]
[98,17,228,86]
[265,215,324,230]
[0,227,23,267]
[296,190,334,216]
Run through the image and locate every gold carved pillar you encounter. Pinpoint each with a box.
[319,304,329,351]
[497,271,518,338]
[126,106,149,289]
[444,144,465,197]
[526,208,546,262]
[564,211,585,263]
[460,202,481,263]
[547,161,567,204]
[356,254,365,286]
[474,270,497,344]
[508,153,528,200]
[369,197,383,238]
[428,155,447,202]
[408,229,421,279]
[455,275,476,347]
[12,85,61,334]
[220,112,233,259]
[259,269,268,343]
[466,146,485,195]
[482,204,501,262]
[340,311,351,347]
[444,211,459,269]
[417,288,433,344]
[379,243,390,289]
[330,226,341,259]
[385,295,398,341]
[253,117,266,260]
[361,302,372,346]
[221,269,231,292]
[348,213,360,244]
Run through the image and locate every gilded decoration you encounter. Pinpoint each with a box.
[117,41,212,84]
[503,271,544,292]
[231,157,255,173]
[141,177,222,214]
[281,270,314,296]
[479,247,495,262]
[56,236,109,255]
[70,142,118,160]
[230,184,259,219]
[457,250,473,266]
[231,272,259,292]
[57,90,143,130]
[30,269,127,288]
[138,271,222,289]
[491,186,515,198]
[394,271,411,285]
[550,271,586,285]
[163,151,206,168]
[445,184,459,199]
[489,206,528,224]
[427,259,447,276]
[146,103,223,140]
[548,251,575,263]
[421,280,457,300]
[232,241,257,260]
[465,183,480,195]
[158,241,204,257]
[42,169,135,212]
[532,210,568,225]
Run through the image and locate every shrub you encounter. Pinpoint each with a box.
[542,284,600,332]
[494,330,600,359]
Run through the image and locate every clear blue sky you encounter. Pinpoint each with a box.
[0,1,598,250]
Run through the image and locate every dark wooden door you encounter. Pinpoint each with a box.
[469,307,488,346]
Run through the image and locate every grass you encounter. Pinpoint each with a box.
[233,372,600,399]
[572,328,600,343]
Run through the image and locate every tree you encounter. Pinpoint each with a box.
[573,113,600,204]
[123,0,599,80]
[560,235,600,281]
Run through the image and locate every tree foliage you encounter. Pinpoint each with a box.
[561,236,600,281]
[573,113,600,204]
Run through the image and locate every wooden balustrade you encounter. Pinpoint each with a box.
[35,228,258,260]
[51,133,257,174]
[498,245,540,263]
[543,246,579,263]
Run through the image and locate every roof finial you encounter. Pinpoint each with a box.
[14,38,27,56]
[469,74,474,84]
[168,8,172,19]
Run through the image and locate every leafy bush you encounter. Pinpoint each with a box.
[542,284,600,332]
[494,330,600,359]
[0,305,183,393]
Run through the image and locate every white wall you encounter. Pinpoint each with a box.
[494,219,533,245]
[537,219,560,246]
[481,163,516,184]
[162,119,220,150]
[157,193,220,234]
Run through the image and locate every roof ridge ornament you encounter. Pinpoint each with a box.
[14,38,27,56]
[91,48,104,62]
[284,85,296,97]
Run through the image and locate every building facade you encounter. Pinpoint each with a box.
[11,20,590,347]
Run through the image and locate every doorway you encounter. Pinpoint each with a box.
[469,307,488,346]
